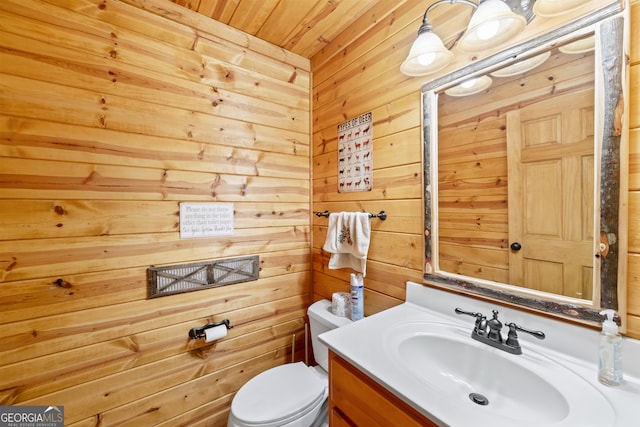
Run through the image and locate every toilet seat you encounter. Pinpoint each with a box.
[230,362,327,427]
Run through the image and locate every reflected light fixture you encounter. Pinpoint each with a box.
[490,50,551,77]
[558,34,595,54]
[401,0,532,77]
[533,0,590,17]
[444,75,493,96]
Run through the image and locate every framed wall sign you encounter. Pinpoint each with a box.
[179,202,234,238]
[337,112,372,193]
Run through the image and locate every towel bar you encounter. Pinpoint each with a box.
[314,210,387,220]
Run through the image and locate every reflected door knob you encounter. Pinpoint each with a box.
[510,242,522,251]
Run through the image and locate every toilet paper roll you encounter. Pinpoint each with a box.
[204,325,228,343]
[332,292,351,318]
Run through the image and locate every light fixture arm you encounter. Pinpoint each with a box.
[420,0,478,29]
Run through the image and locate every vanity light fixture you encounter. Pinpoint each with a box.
[400,0,531,77]
[400,21,454,76]
[457,0,526,53]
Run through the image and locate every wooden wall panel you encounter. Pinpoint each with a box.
[0,0,310,426]
[311,0,640,339]
[0,3,638,427]
[310,0,425,311]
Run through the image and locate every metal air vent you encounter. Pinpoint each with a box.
[147,255,259,298]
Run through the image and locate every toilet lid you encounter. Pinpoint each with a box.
[231,362,326,425]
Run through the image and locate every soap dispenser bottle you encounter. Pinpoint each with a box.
[598,309,623,386]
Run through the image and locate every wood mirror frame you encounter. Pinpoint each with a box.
[422,3,629,326]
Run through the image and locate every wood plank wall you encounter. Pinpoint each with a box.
[311,0,426,315]
[0,0,637,424]
[311,0,640,339]
[0,0,310,425]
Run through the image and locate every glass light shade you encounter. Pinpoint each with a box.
[444,75,493,97]
[400,30,454,76]
[458,0,526,54]
[490,51,551,77]
[533,0,590,17]
[559,35,595,54]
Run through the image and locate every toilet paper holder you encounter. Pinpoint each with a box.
[188,319,233,340]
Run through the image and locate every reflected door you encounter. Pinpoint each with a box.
[507,89,594,299]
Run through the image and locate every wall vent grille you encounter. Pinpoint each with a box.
[147,255,259,298]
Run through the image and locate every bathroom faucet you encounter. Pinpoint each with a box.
[455,308,545,355]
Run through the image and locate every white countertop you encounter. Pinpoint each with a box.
[319,281,640,427]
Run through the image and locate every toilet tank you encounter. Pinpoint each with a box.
[307,299,352,371]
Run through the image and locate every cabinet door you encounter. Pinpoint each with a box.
[329,407,356,427]
[329,351,438,427]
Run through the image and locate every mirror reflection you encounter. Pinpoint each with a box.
[422,4,627,324]
[437,39,595,301]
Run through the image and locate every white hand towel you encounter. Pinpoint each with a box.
[322,212,371,276]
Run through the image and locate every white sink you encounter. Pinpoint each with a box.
[320,282,640,427]
[385,321,614,426]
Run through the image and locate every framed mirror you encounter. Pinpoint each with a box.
[422,3,628,326]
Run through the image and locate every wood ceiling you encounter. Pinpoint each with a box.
[169,0,388,59]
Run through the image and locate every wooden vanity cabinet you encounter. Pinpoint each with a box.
[328,350,438,427]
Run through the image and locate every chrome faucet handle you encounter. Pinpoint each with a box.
[454,307,481,318]
[455,307,487,334]
[506,322,546,340]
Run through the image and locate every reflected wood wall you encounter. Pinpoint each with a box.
[438,112,509,284]
[311,0,640,339]
[0,0,310,425]
[438,52,594,289]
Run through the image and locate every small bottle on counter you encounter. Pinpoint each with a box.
[598,309,623,386]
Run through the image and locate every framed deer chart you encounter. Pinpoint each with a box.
[337,112,373,193]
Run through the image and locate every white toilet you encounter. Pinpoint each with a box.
[227,299,352,427]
